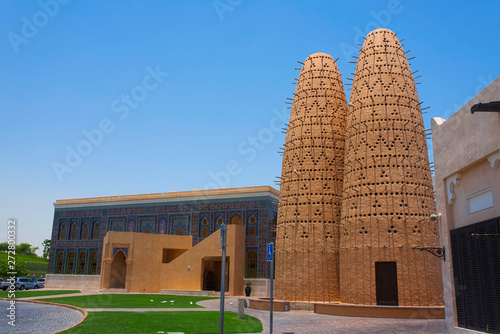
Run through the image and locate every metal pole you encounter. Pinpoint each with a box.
[270,251,274,334]
[219,224,227,334]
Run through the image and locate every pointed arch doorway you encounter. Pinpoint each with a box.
[204,271,216,291]
[109,250,127,289]
[230,214,242,225]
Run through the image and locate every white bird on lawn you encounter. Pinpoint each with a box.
[150,299,154,302]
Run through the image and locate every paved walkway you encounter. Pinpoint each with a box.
[0,300,84,334]
[6,291,447,333]
[77,295,446,334]
[198,298,447,334]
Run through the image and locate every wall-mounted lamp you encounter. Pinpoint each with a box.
[412,213,446,261]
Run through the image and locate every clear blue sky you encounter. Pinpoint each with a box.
[0,0,499,254]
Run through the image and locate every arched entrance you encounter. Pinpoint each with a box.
[230,214,242,225]
[204,271,216,291]
[201,257,229,292]
[109,250,126,289]
[246,250,258,278]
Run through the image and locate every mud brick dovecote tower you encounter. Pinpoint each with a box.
[339,28,443,306]
[275,52,347,303]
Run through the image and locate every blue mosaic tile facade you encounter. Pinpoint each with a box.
[49,195,278,279]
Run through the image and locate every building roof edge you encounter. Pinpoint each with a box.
[54,185,279,207]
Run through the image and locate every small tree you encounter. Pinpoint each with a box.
[0,260,30,277]
[30,246,39,255]
[0,242,8,252]
[16,243,33,255]
[42,239,51,259]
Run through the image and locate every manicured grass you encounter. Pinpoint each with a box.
[0,251,48,279]
[26,261,48,278]
[63,311,263,334]
[0,290,81,298]
[37,294,217,308]
[0,252,49,263]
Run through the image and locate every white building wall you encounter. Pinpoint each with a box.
[432,76,500,333]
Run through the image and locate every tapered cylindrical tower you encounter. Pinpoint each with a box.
[340,28,443,306]
[276,52,347,303]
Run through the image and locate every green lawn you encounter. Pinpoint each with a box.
[0,251,49,279]
[37,294,217,308]
[62,311,263,334]
[0,290,81,299]
[0,252,49,263]
[26,261,48,278]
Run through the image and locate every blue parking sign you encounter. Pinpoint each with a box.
[267,243,274,261]
[220,227,223,250]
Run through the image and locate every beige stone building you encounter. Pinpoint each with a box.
[432,76,500,333]
[99,225,245,295]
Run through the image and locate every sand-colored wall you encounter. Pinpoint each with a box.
[431,76,500,333]
[161,224,245,295]
[46,274,100,290]
[245,278,270,297]
[100,225,245,295]
[100,231,192,293]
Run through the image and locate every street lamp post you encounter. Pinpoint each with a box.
[219,224,227,334]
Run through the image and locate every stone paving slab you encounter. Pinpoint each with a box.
[0,300,84,334]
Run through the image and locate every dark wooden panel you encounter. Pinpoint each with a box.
[376,262,398,306]
[451,216,500,333]
[451,229,466,327]
[476,219,500,332]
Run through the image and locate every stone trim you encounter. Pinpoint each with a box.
[446,173,461,205]
[54,186,279,208]
[486,150,500,169]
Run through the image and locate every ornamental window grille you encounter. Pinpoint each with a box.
[70,223,77,240]
[89,251,98,275]
[77,251,86,275]
[55,251,64,274]
[59,224,66,240]
[246,251,258,278]
[66,251,75,274]
[247,216,257,237]
[81,222,88,240]
[201,218,209,238]
[216,217,224,230]
[93,222,100,240]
